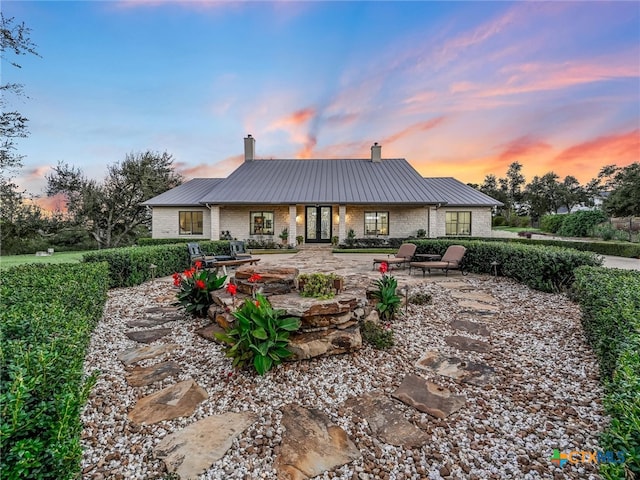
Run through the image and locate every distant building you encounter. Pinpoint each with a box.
[143,136,503,243]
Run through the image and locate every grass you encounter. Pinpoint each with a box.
[493,226,543,233]
[0,251,88,270]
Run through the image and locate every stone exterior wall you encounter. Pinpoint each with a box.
[344,206,429,239]
[430,207,493,238]
[150,207,210,240]
[150,204,494,240]
[219,206,291,242]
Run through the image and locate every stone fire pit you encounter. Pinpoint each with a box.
[209,266,365,360]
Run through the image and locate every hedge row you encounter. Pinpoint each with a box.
[0,263,110,480]
[136,238,191,246]
[573,267,640,478]
[83,241,230,288]
[410,239,602,292]
[443,236,640,258]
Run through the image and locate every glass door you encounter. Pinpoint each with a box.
[305,206,332,243]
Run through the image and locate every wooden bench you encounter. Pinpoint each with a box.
[208,257,261,275]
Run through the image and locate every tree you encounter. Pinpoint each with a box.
[479,174,507,215]
[46,151,183,249]
[1,13,40,174]
[0,14,46,253]
[602,163,640,217]
[559,175,587,214]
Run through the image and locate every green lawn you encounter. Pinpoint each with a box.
[0,251,88,270]
[493,226,542,234]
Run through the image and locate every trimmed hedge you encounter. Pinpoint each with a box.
[0,263,110,480]
[83,241,230,288]
[573,267,640,478]
[136,238,192,246]
[410,239,602,292]
[442,235,640,258]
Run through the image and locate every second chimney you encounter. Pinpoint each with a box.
[244,134,255,161]
[371,142,382,163]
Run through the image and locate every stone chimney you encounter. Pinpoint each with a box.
[371,142,382,163]
[244,134,255,161]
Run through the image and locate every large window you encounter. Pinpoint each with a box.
[364,211,389,236]
[445,211,471,236]
[179,211,203,235]
[250,211,274,235]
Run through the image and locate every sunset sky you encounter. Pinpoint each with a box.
[4,0,639,207]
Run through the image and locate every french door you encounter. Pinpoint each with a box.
[305,206,332,243]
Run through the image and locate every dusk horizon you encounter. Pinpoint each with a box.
[4,0,639,210]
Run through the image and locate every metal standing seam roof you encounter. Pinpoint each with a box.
[198,158,444,204]
[422,177,504,207]
[142,159,503,207]
[141,178,224,206]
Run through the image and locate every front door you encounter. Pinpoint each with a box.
[305,206,332,243]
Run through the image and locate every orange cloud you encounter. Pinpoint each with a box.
[382,117,446,146]
[555,129,639,167]
[498,136,553,163]
[296,134,317,159]
[28,193,68,215]
[176,155,243,179]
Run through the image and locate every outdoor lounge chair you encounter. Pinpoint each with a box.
[229,240,252,259]
[409,245,467,277]
[372,243,417,270]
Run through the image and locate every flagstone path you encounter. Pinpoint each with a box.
[81,247,606,479]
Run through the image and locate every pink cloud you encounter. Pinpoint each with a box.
[555,129,639,167]
[176,155,243,179]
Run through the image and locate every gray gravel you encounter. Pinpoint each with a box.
[81,263,606,480]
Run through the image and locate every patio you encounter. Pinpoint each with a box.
[80,249,606,479]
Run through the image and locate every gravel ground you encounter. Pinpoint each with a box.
[80,272,607,480]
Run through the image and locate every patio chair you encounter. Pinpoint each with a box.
[409,245,467,277]
[187,242,217,268]
[229,240,252,259]
[372,243,417,270]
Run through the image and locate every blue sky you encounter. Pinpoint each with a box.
[4,1,639,208]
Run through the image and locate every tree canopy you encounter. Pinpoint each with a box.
[47,151,183,249]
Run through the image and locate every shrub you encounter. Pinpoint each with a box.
[518,216,531,228]
[173,262,226,317]
[215,294,300,375]
[557,210,608,237]
[361,320,394,350]
[416,228,427,238]
[410,239,602,293]
[297,273,341,299]
[83,241,229,288]
[540,214,565,234]
[137,238,189,246]
[492,215,506,227]
[573,267,640,478]
[0,263,109,480]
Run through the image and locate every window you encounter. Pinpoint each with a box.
[179,211,203,235]
[250,211,274,235]
[364,211,389,236]
[445,211,471,236]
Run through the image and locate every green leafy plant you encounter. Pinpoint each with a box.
[215,294,301,375]
[279,227,289,243]
[297,273,342,299]
[416,228,426,238]
[361,320,394,349]
[331,235,339,246]
[346,228,356,247]
[173,261,226,317]
[296,235,304,245]
[370,262,401,322]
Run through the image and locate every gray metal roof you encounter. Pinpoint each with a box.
[141,178,223,206]
[142,159,503,207]
[198,159,443,204]
[423,177,504,207]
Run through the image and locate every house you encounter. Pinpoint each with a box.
[142,136,502,243]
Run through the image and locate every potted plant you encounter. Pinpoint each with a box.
[331,235,339,246]
[296,235,304,246]
[279,227,289,245]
